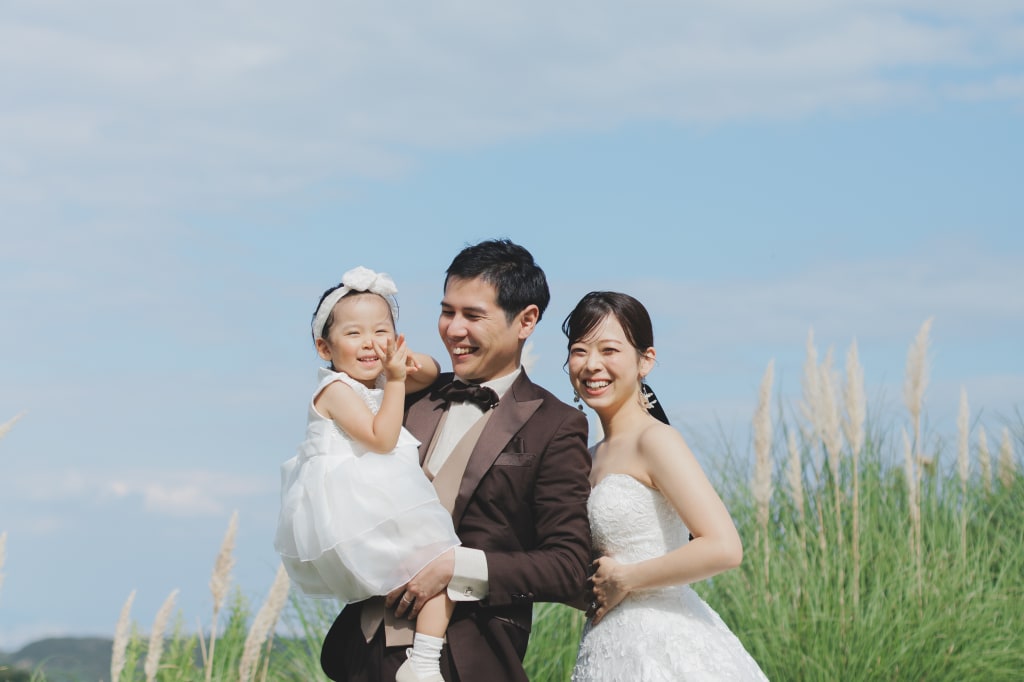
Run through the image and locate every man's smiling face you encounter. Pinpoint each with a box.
[438,275,532,383]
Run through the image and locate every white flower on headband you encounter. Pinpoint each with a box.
[312,266,400,340]
[342,266,397,296]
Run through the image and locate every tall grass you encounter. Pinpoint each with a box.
[700,323,1024,681]
[103,513,299,682]
[521,323,1020,681]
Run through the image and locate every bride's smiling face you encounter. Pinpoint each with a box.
[568,314,654,416]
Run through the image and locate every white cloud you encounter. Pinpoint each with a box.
[8,517,66,536]
[637,239,1023,355]
[11,468,274,518]
[142,483,225,516]
[950,74,1024,102]
[2,2,1022,210]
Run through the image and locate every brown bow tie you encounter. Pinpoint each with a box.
[434,380,500,411]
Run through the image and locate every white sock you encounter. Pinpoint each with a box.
[409,632,444,676]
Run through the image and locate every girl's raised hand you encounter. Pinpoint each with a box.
[377,334,409,383]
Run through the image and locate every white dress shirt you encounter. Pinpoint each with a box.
[431,367,521,602]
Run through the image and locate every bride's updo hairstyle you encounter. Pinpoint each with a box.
[562,291,669,425]
[562,291,653,356]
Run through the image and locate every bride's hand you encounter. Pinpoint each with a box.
[591,556,630,625]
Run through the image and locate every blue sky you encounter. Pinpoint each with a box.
[1,1,1022,650]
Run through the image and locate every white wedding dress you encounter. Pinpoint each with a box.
[573,474,768,681]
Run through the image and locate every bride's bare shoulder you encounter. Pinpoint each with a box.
[636,421,694,463]
[637,420,685,446]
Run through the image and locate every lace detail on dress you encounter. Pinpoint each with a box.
[325,369,383,413]
[573,474,768,681]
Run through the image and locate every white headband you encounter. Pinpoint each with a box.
[312,266,400,339]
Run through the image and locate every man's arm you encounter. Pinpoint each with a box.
[482,408,592,606]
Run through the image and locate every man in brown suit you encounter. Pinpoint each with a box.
[320,239,592,681]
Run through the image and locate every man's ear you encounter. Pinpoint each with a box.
[315,337,332,362]
[517,304,540,340]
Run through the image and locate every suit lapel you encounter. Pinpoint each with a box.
[452,372,543,526]
[406,384,448,466]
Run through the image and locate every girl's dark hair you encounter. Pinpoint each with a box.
[311,287,396,342]
[562,291,669,425]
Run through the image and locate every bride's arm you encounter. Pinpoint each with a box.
[590,424,742,624]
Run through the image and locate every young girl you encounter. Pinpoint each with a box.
[274,266,458,682]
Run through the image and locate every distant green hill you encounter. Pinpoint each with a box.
[0,663,32,682]
[0,635,305,681]
[0,637,111,682]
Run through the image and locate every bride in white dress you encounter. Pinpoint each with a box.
[563,291,768,681]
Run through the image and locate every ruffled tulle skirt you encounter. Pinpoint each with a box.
[274,426,460,602]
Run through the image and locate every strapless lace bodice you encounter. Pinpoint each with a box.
[573,474,768,681]
[589,473,690,563]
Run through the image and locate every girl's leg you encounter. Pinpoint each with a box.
[397,594,454,682]
[415,592,454,638]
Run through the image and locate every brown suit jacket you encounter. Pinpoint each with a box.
[320,370,592,682]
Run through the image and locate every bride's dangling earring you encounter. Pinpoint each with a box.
[573,390,585,412]
[639,379,655,410]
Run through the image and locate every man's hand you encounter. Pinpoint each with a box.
[386,549,456,619]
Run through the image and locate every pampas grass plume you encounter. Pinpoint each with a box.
[978,426,992,494]
[819,347,846,614]
[145,589,179,682]
[205,510,238,682]
[111,589,137,682]
[753,360,774,534]
[957,388,970,490]
[843,340,866,458]
[844,339,866,608]
[957,388,970,561]
[903,317,932,526]
[0,411,25,441]
[998,427,1016,489]
[239,564,291,682]
[799,328,821,439]
[210,510,238,614]
[785,430,808,565]
[902,319,930,597]
[786,430,804,522]
[818,348,844,484]
[903,318,933,447]
[752,360,774,589]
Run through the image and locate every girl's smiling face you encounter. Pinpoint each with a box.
[315,292,395,388]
